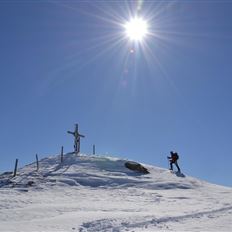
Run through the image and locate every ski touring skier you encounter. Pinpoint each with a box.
[167,151,181,173]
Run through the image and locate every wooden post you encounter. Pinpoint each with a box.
[36,154,39,171]
[13,159,18,177]
[61,146,64,163]
[93,144,95,155]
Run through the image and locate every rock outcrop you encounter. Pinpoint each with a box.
[125,161,149,174]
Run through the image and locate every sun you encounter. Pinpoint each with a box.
[124,17,148,42]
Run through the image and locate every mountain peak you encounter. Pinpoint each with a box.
[0,153,218,190]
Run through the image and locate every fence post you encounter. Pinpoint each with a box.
[13,159,18,177]
[93,144,95,155]
[36,154,39,171]
[61,146,64,163]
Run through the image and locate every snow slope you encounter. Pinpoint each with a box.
[0,153,231,231]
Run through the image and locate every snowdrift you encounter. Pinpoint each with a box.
[0,153,231,231]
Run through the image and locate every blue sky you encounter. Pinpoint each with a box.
[0,1,231,187]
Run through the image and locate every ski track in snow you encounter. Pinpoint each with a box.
[80,206,232,231]
[0,153,231,232]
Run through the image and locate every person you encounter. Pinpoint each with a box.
[167,151,181,172]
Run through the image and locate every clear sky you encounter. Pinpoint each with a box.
[0,1,232,187]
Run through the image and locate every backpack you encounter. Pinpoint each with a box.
[172,152,179,161]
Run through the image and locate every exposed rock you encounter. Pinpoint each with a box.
[125,161,149,174]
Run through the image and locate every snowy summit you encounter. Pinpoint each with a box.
[0,153,231,231]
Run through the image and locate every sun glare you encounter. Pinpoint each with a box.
[124,17,148,42]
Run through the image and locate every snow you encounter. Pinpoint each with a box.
[0,153,231,231]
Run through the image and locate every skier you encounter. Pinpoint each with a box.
[167,151,181,172]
